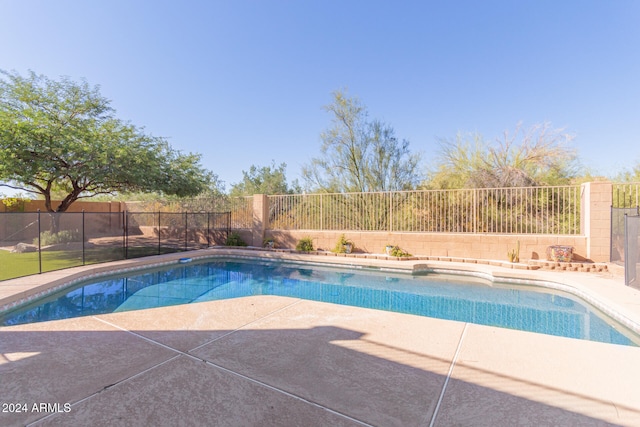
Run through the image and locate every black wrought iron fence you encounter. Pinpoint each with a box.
[0,211,230,281]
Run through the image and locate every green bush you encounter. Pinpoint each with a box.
[35,230,81,246]
[296,237,314,252]
[332,234,354,253]
[389,245,412,257]
[263,237,275,248]
[225,232,247,247]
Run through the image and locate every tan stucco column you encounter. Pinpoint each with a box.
[252,194,269,247]
[581,181,612,262]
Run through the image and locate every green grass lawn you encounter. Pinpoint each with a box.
[0,246,182,281]
[0,250,75,281]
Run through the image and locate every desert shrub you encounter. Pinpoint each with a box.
[263,237,275,248]
[225,232,247,246]
[332,234,354,253]
[36,230,81,246]
[389,245,411,257]
[296,237,314,252]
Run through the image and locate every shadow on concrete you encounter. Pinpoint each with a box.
[1,319,636,427]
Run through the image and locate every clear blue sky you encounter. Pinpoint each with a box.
[1,0,639,192]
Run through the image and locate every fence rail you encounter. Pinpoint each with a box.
[613,183,640,208]
[268,186,581,234]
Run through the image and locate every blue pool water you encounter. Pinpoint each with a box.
[1,258,637,346]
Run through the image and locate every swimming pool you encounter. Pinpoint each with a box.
[1,257,637,346]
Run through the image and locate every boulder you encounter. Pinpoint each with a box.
[11,242,37,253]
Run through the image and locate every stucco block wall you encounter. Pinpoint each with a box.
[266,230,588,262]
[262,182,610,262]
[1,200,123,213]
[251,194,269,247]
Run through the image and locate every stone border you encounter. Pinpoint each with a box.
[221,246,610,273]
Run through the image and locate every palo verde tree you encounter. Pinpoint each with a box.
[0,70,212,213]
[301,90,422,231]
[614,163,640,183]
[302,90,422,193]
[424,122,581,234]
[426,122,579,189]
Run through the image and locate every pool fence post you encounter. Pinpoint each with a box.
[82,210,86,265]
[124,211,128,259]
[184,212,188,252]
[37,209,42,274]
[207,212,210,247]
[157,211,161,255]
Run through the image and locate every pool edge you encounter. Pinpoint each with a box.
[2,248,640,337]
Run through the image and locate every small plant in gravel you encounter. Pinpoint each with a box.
[225,232,247,247]
[507,240,520,263]
[332,234,354,254]
[263,237,275,248]
[296,237,314,252]
[388,245,412,257]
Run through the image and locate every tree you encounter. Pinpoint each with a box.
[425,122,579,189]
[302,90,422,193]
[614,163,640,183]
[0,70,212,213]
[229,161,299,196]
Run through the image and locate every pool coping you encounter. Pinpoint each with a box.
[2,247,640,338]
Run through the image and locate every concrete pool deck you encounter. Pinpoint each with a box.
[2,249,640,426]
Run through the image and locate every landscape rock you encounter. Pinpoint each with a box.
[11,242,37,253]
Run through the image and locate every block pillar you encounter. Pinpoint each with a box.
[581,181,612,262]
[252,194,269,247]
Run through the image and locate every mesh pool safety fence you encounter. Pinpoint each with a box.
[0,211,230,281]
[611,207,640,264]
[611,206,640,288]
[625,213,640,288]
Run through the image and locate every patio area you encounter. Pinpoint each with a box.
[2,250,640,426]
